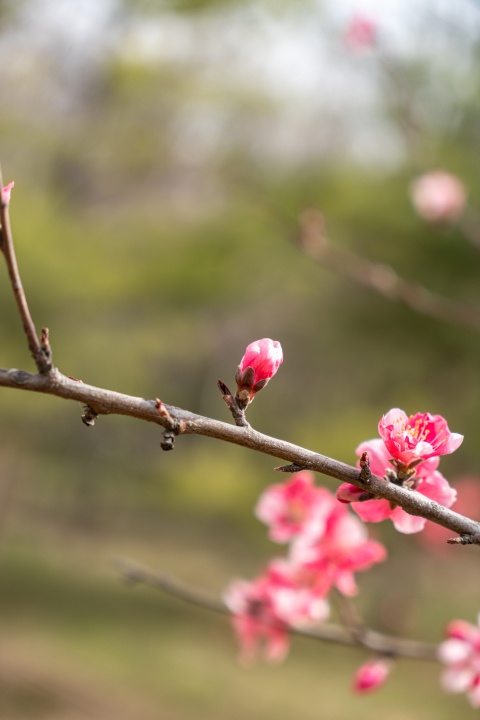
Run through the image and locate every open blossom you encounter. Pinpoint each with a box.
[439,614,480,708]
[336,439,457,534]
[378,408,463,465]
[264,559,331,626]
[291,498,387,597]
[1,181,14,204]
[255,471,337,544]
[224,575,290,664]
[344,15,377,49]
[352,658,392,694]
[410,171,467,223]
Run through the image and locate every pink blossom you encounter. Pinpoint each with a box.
[336,439,457,534]
[352,658,392,694]
[224,575,290,664]
[255,471,337,544]
[378,408,463,465]
[439,614,480,708]
[239,338,283,390]
[418,477,480,554]
[265,558,331,626]
[1,181,14,204]
[344,15,377,50]
[411,171,467,223]
[291,498,387,597]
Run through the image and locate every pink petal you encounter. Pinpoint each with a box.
[390,506,426,534]
[417,471,457,508]
[353,498,392,523]
[1,181,14,204]
[336,483,365,503]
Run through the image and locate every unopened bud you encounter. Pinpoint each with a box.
[352,658,392,694]
[235,339,283,409]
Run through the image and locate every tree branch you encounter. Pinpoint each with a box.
[1,365,479,543]
[0,165,51,373]
[117,560,439,661]
[298,209,480,334]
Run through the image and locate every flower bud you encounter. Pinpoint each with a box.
[344,15,377,50]
[410,171,467,223]
[352,658,392,694]
[235,339,283,409]
[1,181,14,205]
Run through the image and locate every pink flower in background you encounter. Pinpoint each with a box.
[224,575,290,664]
[1,181,14,204]
[378,409,463,465]
[344,14,377,49]
[411,171,467,223]
[255,471,336,544]
[265,558,331,626]
[292,499,387,597]
[337,439,457,534]
[439,614,480,708]
[352,658,392,694]
[419,477,480,554]
[238,338,283,390]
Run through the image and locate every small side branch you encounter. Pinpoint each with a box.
[217,381,250,428]
[298,209,480,335]
[117,560,438,661]
[0,166,51,373]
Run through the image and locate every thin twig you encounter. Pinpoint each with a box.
[116,560,438,661]
[298,209,480,334]
[0,165,51,373]
[0,366,479,543]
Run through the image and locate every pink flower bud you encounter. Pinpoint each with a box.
[410,171,467,223]
[239,339,283,387]
[344,15,377,50]
[235,339,283,408]
[352,658,392,694]
[1,181,14,204]
[336,483,367,504]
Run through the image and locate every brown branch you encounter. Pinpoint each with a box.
[116,560,438,661]
[1,365,479,543]
[298,209,480,334]
[0,165,51,373]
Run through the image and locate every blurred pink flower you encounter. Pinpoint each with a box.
[224,575,290,665]
[291,498,387,597]
[1,181,14,204]
[239,338,283,390]
[439,614,480,708]
[352,658,392,694]
[411,171,467,223]
[336,438,457,534]
[265,558,331,626]
[378,408,463,465]
[255,471,337,544]
[418,477,480,554]
[344,14,377,50]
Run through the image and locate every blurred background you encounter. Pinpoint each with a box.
[1,0,480,717]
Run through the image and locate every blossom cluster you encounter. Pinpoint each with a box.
[224,471,386,665]
[337,408,462,534]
